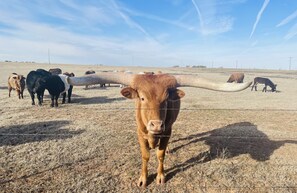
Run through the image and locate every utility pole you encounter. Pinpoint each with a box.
[289,57,292,70]
[48,48,51,65]
[236,60,238,69]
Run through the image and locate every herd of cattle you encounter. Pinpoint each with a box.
[6,68,278,187]
[7,70,277,105]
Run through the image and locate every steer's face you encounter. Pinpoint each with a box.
[121,74,185,135]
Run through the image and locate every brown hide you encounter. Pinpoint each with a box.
[8,73,26,99]
[227,72,244,83]
[121,74,185,187]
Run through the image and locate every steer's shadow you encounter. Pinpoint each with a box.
[0,120,84,146]
[165,122,297,182]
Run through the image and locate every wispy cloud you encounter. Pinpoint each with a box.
[250,0,270,39]
[110,0,156,42]
[284,22,297,40]
[191,0,204,30]
[191,0,235,35]
[121,7,196,32]
[276,9,297,27]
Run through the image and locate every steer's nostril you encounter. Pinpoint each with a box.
[151,122,155,127]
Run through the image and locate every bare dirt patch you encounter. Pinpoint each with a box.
[1,62,297,192]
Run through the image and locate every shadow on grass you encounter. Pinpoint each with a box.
[0,120,84,146]
[0,86,7,90]
[72,96,126,105]
[165,122,297,182]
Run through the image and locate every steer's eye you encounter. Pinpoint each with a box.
[140,97,145,101]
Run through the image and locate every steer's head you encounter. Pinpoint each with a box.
[121,74,185,137]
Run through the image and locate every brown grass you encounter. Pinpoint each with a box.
[1,62,297,192]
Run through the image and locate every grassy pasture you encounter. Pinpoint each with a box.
[1,62,297,192]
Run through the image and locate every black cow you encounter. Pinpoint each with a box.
[26,69,51,105]
[251,77,277,92]
[46,75,68,107]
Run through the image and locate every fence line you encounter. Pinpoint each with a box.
[2,106,297,112]
[1,133,297,140]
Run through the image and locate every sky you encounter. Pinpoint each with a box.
[0,0,297,70]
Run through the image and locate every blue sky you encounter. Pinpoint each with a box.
[0,0,297,69]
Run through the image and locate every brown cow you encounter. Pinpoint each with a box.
[8,73,26,99]
[67,73,252,187]
[49,68,62,75]
[227,72,244,83]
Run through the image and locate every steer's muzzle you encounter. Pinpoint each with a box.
[147,120,164,134]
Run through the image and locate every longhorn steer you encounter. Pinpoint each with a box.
[227,72,244,83]
[68,73,252,187]
[8,73,26,99]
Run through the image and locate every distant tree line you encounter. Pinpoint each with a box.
[3,60,36,63]
[172,65,207,68]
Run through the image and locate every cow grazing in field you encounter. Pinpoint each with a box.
[8,73,26,99]
[67,72,252,187]
[26,69,51,105]
[227,72,244,83]
[62,72,75,103]
[251,77,277,92]
[49,68,62,75]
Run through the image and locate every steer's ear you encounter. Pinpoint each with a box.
[168,89,185,101]
[121,87,138,99]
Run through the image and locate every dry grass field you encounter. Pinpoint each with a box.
[1,62,297,192]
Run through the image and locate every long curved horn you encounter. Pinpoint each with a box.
[174,74,252,92]
[68,72,134,86]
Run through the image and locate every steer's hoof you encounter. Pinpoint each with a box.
[156,174,165,185]
[137,176,147,188]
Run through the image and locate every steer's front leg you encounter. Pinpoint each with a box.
[137,135,150,188]
[156,137,170,185]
